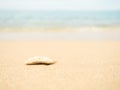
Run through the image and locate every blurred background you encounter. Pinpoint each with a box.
[0,0,120,40]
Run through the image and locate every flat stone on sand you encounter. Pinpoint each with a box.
[25,56,56,65]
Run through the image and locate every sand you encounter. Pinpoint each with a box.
[0,40,120,90]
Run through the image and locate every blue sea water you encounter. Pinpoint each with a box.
[0,10,120,30]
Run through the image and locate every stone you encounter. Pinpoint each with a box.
[25,56,56,65]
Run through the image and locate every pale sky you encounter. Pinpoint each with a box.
[0,0,120,10]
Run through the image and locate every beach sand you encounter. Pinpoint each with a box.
[0,40,120,90]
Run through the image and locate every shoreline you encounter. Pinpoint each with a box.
[0,25,120,32]
[0,32,120,40]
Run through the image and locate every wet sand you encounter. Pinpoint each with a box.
[0,32,120,40]
[0,40,120,90]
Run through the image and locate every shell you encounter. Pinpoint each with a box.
[25,56,56,65]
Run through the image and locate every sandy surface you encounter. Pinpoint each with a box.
[0,40,120,90]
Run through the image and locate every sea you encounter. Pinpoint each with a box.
[0,10,120,40]
[0,10,120,31]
